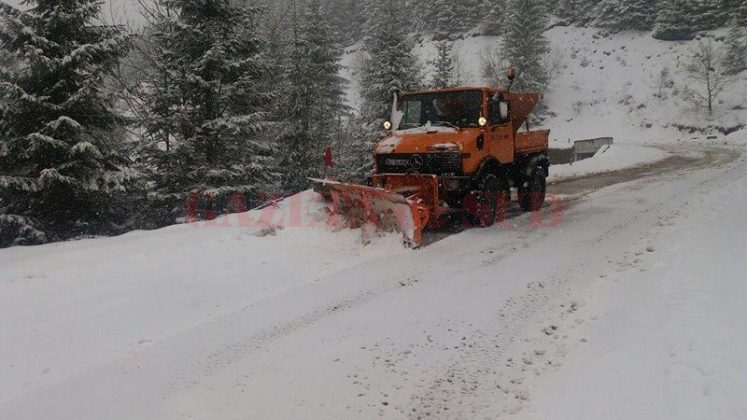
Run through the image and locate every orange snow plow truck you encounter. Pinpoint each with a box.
[311,71,550,247]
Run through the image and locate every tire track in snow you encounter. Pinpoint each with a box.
[407,145,743,418]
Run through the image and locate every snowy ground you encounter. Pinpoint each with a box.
[528,146,747,419]
[2,144,746,419]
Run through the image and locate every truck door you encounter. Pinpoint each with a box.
[488,93,514,164]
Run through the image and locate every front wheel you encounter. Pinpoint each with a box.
[464,173,510,227]
[518,169,546,212]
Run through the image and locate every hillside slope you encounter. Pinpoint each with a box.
[342,26,747,145]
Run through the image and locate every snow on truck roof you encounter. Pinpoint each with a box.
[400,86,539,97]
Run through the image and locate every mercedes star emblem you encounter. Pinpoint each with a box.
[409,154,424,169]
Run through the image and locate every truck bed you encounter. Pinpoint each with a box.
[515,129,550,155]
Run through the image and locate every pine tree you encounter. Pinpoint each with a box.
[0,0,134,246]
[653,0,697,40]
[137,0,277,222]
[723,18,746,75]
[328,0,365,46]
[557,0,600,25]
[0,33,13,126]
[360,0,421,121]
[454,0,480,33]
[596,0,622,30]
[0,43,12,69]
[280,0,349,191]
[429,41,456,88]
[432,0,457,41]
[468,0,487,32]
[555,0,577,22]
[617,0,658,31]
[715,0,746,26]
[693,0,723,31]
[501,0,550,92]
[346,0,421,182]
[600,0,658,31]
[482,0,506,35]
[735,0,747,27]
[398,0,427,38]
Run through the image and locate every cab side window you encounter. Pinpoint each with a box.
[489,94,509,125]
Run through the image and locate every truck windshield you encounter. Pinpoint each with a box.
[397,90,482,129]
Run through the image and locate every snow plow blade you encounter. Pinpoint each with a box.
[309,178,429,247]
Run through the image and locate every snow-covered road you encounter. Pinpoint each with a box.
[1,145,745,419]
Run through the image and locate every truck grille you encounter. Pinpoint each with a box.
[376,153,462,175]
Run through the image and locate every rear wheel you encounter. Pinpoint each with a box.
[518,168,547,212]
[464,172,510,227]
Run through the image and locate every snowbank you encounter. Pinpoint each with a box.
[725,128,747,144]
[549,144,671,181]
[0,190,407,407]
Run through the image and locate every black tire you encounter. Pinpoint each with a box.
[519,168,546,212]
[465,172,510,227]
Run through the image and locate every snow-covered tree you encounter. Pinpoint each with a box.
[328,0,365,46]
[501,0,550,92]
[556,0,600,25]
[596,0,622,30]
[400,0,429,38]
[433,0,458,41]
[429,41,456,88]
[598,0,659,31]
[136,0,277,222]
[405,0,479,40]
[555,0,577,21]
[694,0,724,31]
[482,0,506,35]
[0,0,134,246]
[454,0,481,33]
[344,0,421,182]
[360,0,421,121]
[737,0,747,27]
[0,42,13,69]
[280,0,349,191]
[653,0,696,40]
[723,18,746,75]
[0,30,13,129]
[626,0,658,30]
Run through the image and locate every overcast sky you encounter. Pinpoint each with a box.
[4,0,147,28]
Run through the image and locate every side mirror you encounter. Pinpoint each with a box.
[390,92,403,130]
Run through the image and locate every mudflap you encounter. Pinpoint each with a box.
[309,178,429,247]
